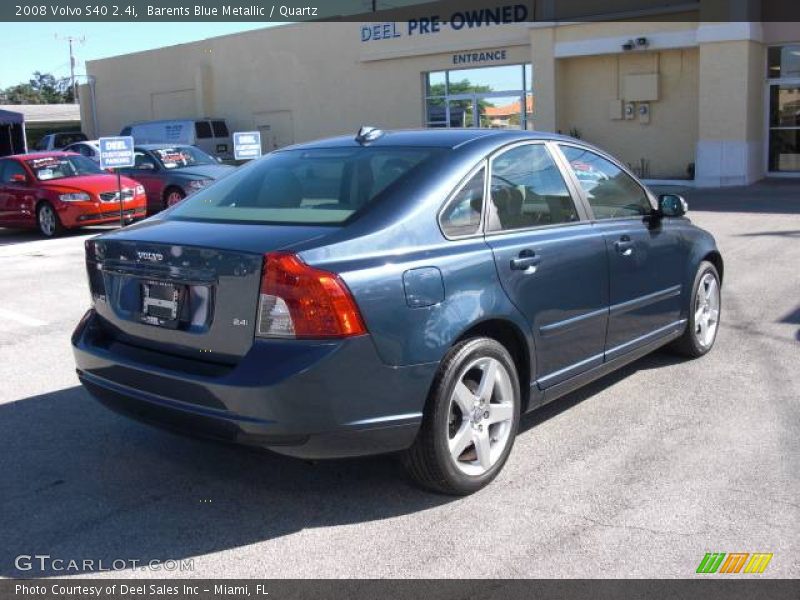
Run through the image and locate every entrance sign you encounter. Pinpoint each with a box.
[98,136,135,170]
[233,131,262,160]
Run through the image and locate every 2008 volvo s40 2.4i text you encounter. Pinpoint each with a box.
[72,128,723,494]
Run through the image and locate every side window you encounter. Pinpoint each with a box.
[1,160,27,183]
[211,120,229,137]
[560,145,652,219]
[195,121,213,139]
[133,152,157,170]
[488,144,579,232]
[440,168,485,237]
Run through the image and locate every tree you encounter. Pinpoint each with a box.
[427,79,496,127]
[1,72,74,104]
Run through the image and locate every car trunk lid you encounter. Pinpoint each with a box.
[87,219,336,363]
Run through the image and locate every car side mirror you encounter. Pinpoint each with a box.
[10,173,27,183]
[658,193,688,217]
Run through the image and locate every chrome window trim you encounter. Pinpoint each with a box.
[436,159,489,241]
[483,139,588,237]
[553,141,658,222]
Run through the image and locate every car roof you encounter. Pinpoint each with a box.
[126,118,226,125]
[5,151,77,160]
[281,128,576,151]
[65,140,100,147]
[135,143,195,150]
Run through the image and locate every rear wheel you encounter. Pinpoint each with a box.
[37,202,64,237]
[402,337,520,495]
[163,187,185,209]
[670,260,721,357]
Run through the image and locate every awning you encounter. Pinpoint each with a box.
[0,109,24,125]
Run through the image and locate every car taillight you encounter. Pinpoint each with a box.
[256,252,366,339]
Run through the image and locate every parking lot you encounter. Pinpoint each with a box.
[0,180,798,578]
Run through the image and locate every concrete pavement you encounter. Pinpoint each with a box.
[0,183,797,578]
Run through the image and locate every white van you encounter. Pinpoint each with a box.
[119,119,233,160]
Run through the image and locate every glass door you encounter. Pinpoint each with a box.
[768,82,800,173]
[424,64,533,130]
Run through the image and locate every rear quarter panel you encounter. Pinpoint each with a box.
[296,144,534,368]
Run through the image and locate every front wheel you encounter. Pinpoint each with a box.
[670,260,721,357]
[163,187,185,209]
[37,202,64,237]
[402,337,520,495]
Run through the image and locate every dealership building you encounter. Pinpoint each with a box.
[80,4,800,186]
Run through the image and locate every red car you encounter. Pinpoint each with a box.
[0,152,147,237]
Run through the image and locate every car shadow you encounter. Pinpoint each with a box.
[0,384,454,578]
[519,349,687,434]
[0,226,113,247]
[0,348,691,578]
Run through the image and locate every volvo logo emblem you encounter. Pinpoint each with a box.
[136,251,164,262]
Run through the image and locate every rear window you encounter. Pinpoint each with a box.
[168,146,442,225]
[54,133,87,147]
[211,120,229,137]
[195,121,213,139]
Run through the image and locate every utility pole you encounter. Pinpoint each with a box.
[55,34,85,103]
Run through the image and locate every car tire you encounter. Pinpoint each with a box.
[669,260,721,358]
[163,187,185,209]
[402,337,521,495]
[37,202,64,237]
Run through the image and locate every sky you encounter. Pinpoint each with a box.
[0,23,282,89]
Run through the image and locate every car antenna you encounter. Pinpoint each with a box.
[355,126,384,145]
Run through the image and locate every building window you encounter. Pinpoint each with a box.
[768,44,800,79]
[425,64,533,130]
[767,45,800,173]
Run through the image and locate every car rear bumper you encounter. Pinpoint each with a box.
[72,310,435,459]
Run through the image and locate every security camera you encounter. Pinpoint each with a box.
[636,37,649,47]
[622,40,635,51]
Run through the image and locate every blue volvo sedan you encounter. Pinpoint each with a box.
[72,128,723,494]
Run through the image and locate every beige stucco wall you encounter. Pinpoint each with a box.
[86,22,532,144]
[557,48,699,179]
[696,39,765,185]
[80,13,799,185]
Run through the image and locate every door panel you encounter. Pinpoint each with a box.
[0,160,35,225]
[487,226,609,387]
[557,144,685,357]
[597,220,684,357]
[120,151,164,212]
[485,142,608,388]
[254,111,294,152]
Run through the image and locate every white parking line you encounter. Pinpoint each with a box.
[0,308,48,327]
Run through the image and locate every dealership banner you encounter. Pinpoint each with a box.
[2,0,799,22]
[4,580,800,600]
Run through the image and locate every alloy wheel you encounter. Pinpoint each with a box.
[447,356,515,476]
[39,205,56,236]
[694,272,720,348]
[166,191,184,207]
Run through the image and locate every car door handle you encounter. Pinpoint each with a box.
[510,250,541,271]
[614,236,634,256]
